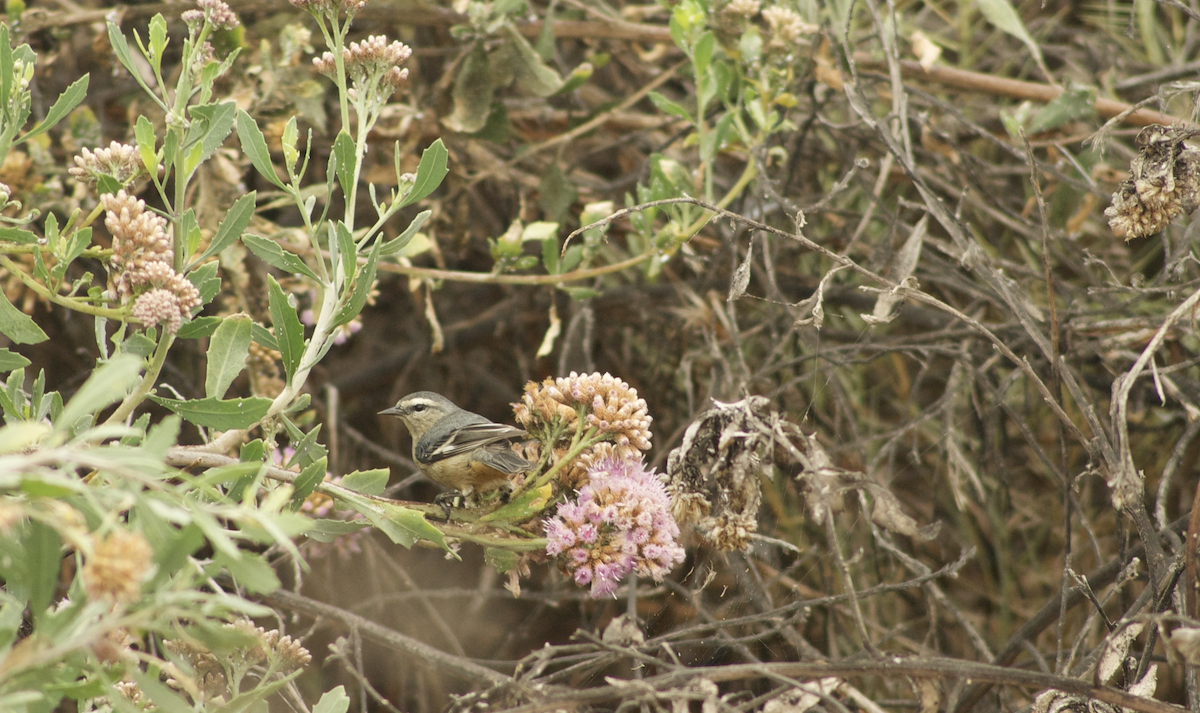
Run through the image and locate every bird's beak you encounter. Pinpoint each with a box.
[378,405,403,416]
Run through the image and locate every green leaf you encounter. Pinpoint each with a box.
[149,395,272,429]
[397,139,449,209]
[331,129,356,200]
[188,260,221,307]
[240,438,265,463]
[649,92,692,122]
[188,101,237,167]
[0,227,37,244]
[378,500,450,551]
[313,687,351,713]
[738,27,763,65]
[130,671,194,713]
[1028,83,1097,134]
[148,13,168,68]
[251,321,278,351]
[205,314,252,399]
[242,233,319,281]
[340,468,388,496]
[180,208,200,262]
[106,22,150,94]
[379,210,430,257]
[143,413,180,457]
[214,549,280,594]
[290,456,327,509]
[148,522,204,588]
[267,275,304,381]
[332,240,379,327]
[554,62,593,96]
[693,31,715,76]
[484,547,518,573]
[0,290,46,344]
[235,108,286,189]
[976,0,1049,80]
[479,483,553,523]
[0,349,29,372]
[542,234,559,274]
[176,315,222,339]
[335,220,355,284]
[537,164,576,224]
[25,520,60,620]
[0,25,12,119]
[306,519,366,543]
[115,332,156,359]
[135,114,157,176]
[500,25,563,97]
[194,189,255,265]
[56,354,142,433]
[19,75,88,143]
[443,43,494,133]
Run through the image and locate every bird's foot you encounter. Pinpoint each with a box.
[433,490,467,519]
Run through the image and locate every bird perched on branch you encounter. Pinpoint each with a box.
[379,391,532,511]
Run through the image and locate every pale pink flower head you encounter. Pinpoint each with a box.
[544,458,685,598]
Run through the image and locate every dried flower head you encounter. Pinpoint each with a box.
[313,35,412,92]
[227,620,312,671]
[666,397,770,550]
[1105,125,1200,240]
[83,530,153,604]
[69,142,150,192]
[113,680,148,708]
[725,0,761,16]
[545,458,685,598]
[163,636,227,701]
[515,372,654,487]
[762,6,818,45]
[289,0,368,16]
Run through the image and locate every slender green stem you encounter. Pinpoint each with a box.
[0,255,126,318]
[103,329,175,426]
[0,243,109,260]
[517,426,604,498]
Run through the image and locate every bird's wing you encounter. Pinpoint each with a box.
[427,422,527,461]
[474,448,533,475]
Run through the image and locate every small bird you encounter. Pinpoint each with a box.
[379,391,532,508]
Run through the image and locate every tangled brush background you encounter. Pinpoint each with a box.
[1,0,1200,712]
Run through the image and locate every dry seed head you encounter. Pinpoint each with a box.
[289,0,368,14]
[725,0,761,16]
[83,530,153,604]
[515,372,653,487]
[762,7,817,44]
[1105,125,1200,240]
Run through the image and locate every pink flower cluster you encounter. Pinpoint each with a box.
[545,458,685,598]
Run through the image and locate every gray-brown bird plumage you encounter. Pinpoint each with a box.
[379,391,532,495]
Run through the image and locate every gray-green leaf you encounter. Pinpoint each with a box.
[205,314,252,399]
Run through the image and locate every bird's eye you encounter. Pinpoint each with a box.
[411,404,426,413]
